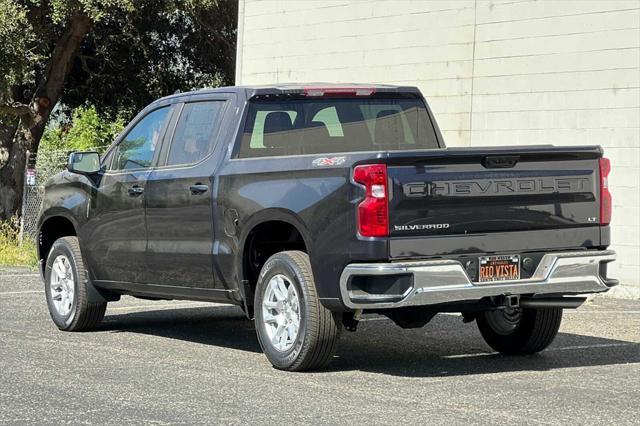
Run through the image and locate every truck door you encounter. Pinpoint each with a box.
[85,106,172,284]
[144,100,228,288]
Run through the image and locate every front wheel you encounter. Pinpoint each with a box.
[476,307,562,355]
[44,236,106,331]
[254,251,341,371]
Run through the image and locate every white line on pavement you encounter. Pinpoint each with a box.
[442,352,496,359]
[0,290,43,295]
[0,274,40,277]
[545,343,635,352]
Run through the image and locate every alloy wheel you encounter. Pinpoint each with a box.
[261,274,301,351]
[49,255,75,317]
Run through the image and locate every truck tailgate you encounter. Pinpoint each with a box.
[385,146,603,241]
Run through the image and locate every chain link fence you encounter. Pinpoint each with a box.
[20,148,99,242]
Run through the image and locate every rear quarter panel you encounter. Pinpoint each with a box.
[216,154,388,306]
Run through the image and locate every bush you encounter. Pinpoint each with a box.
[0,217,38,268]
[40,104,125,154]
[37,105,125,181]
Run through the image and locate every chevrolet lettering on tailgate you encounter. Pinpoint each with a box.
[403,177,592,197]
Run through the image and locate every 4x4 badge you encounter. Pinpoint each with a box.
[312,156,346,167]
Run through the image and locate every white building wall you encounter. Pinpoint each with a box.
[237,0,640,295]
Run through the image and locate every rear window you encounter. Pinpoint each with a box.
[236,98,438,158]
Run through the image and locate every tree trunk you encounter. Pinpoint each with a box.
[0,13,92,221]
[0,119,25,220]
[30,13,93,148]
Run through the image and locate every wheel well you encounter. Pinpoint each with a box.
[38,216,77,273]
[243,220,307,305]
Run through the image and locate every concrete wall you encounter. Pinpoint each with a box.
[236,0,640,296]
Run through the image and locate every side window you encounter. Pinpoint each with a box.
[166,101,226,166]
[110,107,170,171]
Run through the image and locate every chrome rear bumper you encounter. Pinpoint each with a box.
[339,250,616,309]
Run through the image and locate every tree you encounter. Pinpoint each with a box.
[0,0,236,220]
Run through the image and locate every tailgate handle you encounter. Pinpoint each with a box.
[482,155,519,169]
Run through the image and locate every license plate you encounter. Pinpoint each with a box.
[478,255,520,283]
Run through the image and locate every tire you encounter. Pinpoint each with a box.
[44,236,106,331]
[476,307,562,355]
[254,251,341,371]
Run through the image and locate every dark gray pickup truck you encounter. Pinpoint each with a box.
[37,84,616,371]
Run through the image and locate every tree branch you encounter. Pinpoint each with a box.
[28,12,93,143]
[0,102,37,129]
[0,103,32,117]
[78,54,103,78]
[38,13,93,103]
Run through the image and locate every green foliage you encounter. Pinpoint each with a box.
[0,217,38,268]
[48,0,134,23]
[1,0,235,116]
[63,0,237,118]
[0,0,235,221]
[0,0,134,99]
[40,105,124,154]
[0,0,37,97]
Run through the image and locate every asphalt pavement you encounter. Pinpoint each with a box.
[1,266,639,425]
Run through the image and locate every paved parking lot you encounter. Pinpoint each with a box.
[1,267,639,425]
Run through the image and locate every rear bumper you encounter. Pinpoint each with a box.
[339,250,617,309]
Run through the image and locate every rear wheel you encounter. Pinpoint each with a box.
[254,251,341,371]
[44,237,106,331]
[476,307,562,355]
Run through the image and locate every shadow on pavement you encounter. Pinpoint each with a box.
[100,305,262,353]
[99,305,640,377]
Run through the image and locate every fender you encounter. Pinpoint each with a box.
[37,169,99,257]
[37,207,82,258]
[239,208,312,251]
[38,209,118,303]
[232,208,313,307]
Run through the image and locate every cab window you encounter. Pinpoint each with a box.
[166,101,226,166]
[110,107,170,170]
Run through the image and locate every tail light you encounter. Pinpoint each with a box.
[599,157,612,225]
[353,164,388,237]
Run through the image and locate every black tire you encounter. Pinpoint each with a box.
[254,251,341,371]
[44,236,106,331]
[477,307,562,355]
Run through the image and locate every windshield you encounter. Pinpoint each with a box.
[237,97,439,158]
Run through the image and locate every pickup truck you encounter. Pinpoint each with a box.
[37,84,617,371]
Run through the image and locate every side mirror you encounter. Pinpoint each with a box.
[68,151,101,175]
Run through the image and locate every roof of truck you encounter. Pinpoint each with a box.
[155,83,422,104]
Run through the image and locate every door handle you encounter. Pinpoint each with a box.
[128,186,144,196]
[189,184,209,195]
